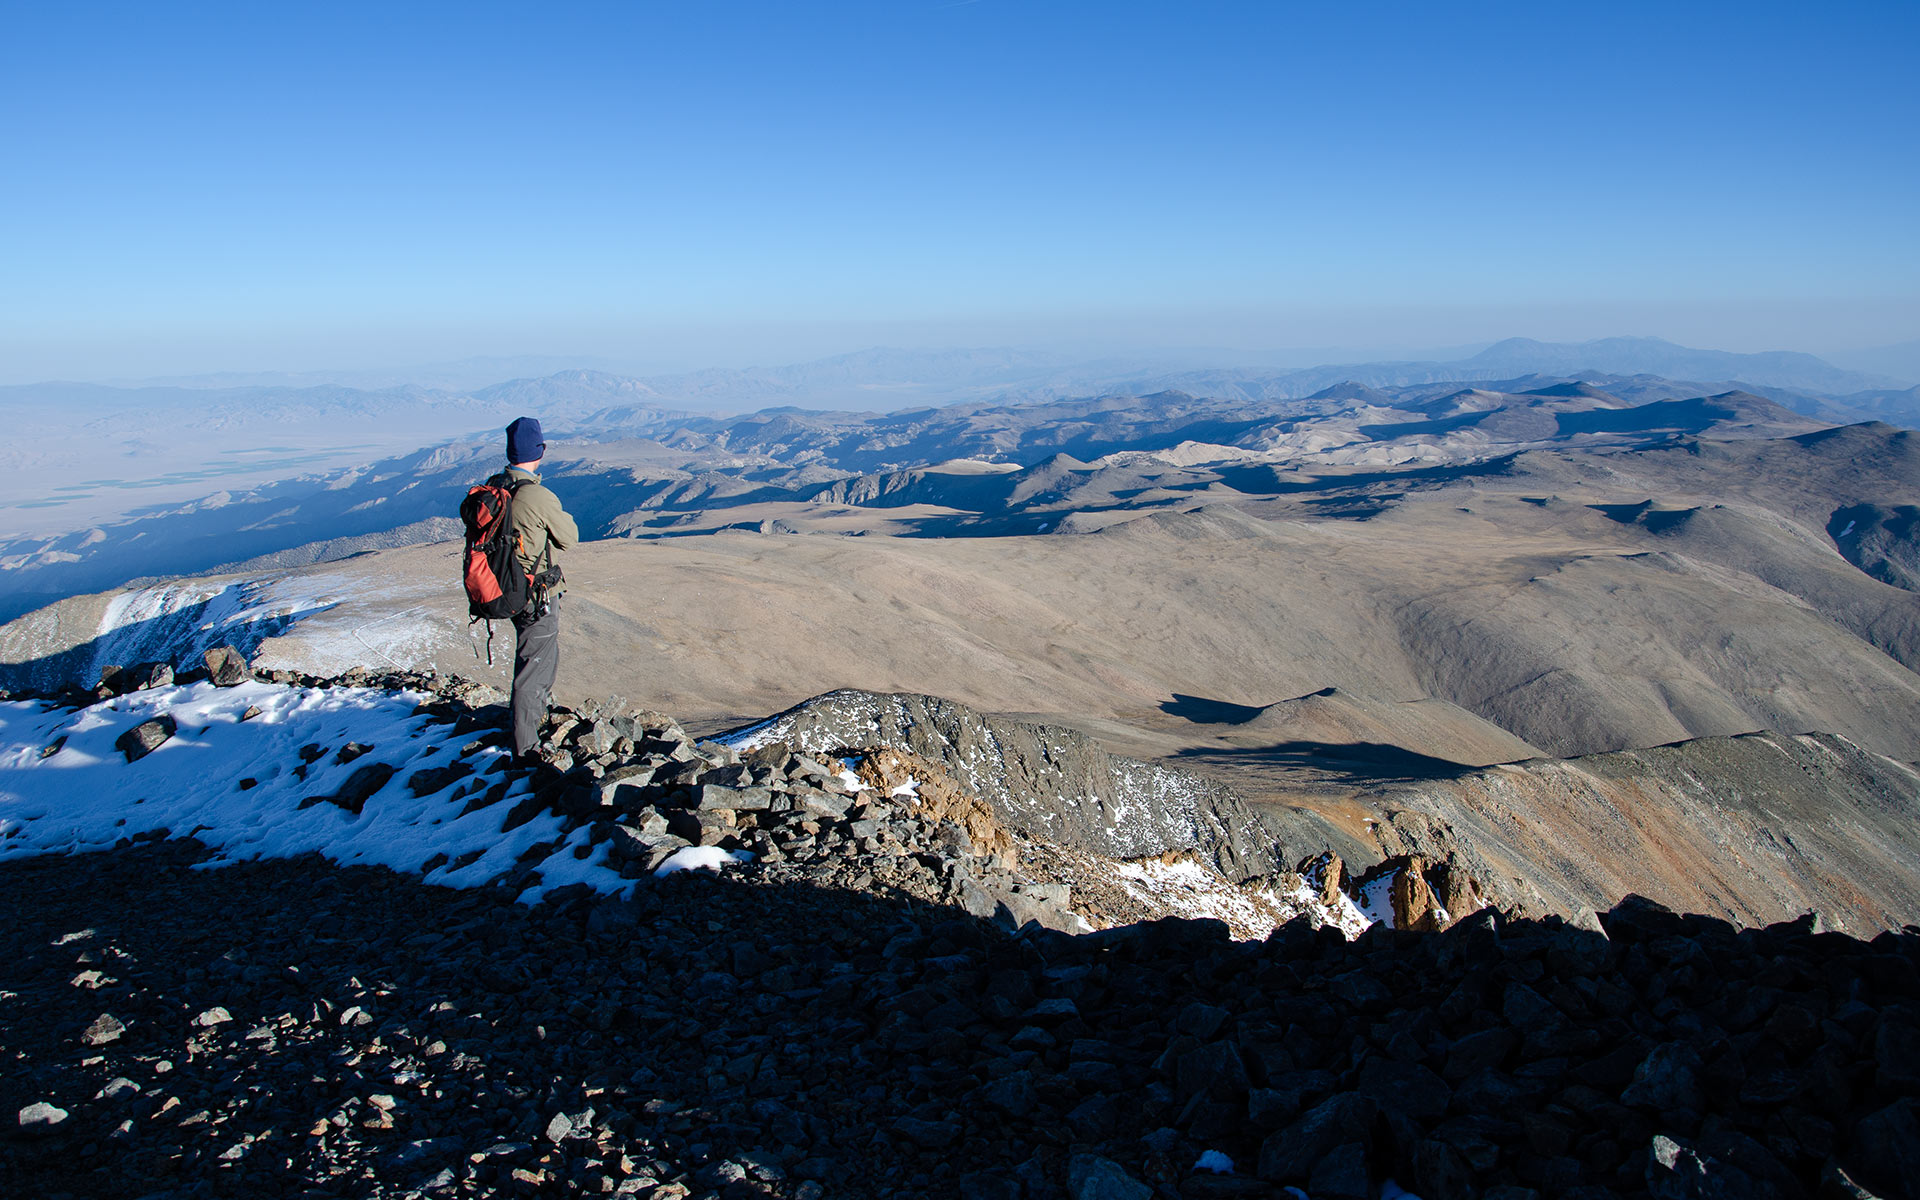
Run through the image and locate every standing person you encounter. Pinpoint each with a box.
[502,416,579,763]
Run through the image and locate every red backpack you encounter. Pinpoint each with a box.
[459,472,532,620]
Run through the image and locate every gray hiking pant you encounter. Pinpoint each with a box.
[511,598,560,757]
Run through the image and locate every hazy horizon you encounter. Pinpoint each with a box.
[7,328,1920,394]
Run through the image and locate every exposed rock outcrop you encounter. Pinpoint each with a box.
[728,690,1283,883]
[1361,730,1920,934]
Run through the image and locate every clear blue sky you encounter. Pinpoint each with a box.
[2,0,1915,379]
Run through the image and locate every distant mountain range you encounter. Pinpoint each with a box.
[100,335,1920,396]
[1454,336,1895,393]
[527,336,1915,411]
[3,334,1915,545]
[109,354,650,393]
[0,368,1876,623]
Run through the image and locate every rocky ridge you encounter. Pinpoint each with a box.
[0,658,1411,942]
[1363,732,1920,935]
[725,691,1291,886]
[441,682,1379,942]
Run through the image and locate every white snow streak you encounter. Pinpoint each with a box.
[0,682,717,903]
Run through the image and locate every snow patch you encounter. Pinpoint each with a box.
[1193,1150,1234,1174]
[85,580,338,685]
[1359,870,1398,928]
[654,846,753,876]
[717,717,778,751]
[0,682,747,903]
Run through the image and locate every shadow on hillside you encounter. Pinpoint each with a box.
[0,444,488,626]
[1160,693,1268,725]
[1211,455,1516,496]
[1173,739,1481,784]
[0,587,334,694]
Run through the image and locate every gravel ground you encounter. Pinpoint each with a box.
[4,839,1920,1200]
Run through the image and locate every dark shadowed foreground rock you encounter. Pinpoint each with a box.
[1,842,1916,1200]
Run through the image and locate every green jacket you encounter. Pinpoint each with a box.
[505,467,579,592]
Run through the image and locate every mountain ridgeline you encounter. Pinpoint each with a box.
[0,369,1906,622]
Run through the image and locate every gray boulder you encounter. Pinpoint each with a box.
[1848,1099,1920,1200]
[1258,1093,1377,1182]
[204,644,252,686]
[1623,1043,1705,1113]
[116,715,177,762]
[693,784,773,811]
[605,825,689,874]
[308,762,397,815]
[1310,1141,1371,1200]
[1358,1058,1451,1123]
[81,1013,126,1046]
[1066,1154,1152,1200]
[131,661,176,690]
[16,1102,68,1138]
[977,1071,1037,1119]
[1647,1134,1763,1200]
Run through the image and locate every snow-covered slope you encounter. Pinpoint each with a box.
[0,681,622,902]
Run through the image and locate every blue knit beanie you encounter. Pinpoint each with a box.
[506,416,545,464]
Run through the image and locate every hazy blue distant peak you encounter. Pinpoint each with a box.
[1457,337,1898,393]
[1823,340,1920,388]
[8,338,1907,427]
[112,355,645,393]
[1304,381,1397,404]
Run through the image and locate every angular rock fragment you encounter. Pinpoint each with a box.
[1066,1154,1153,1200]
[204,645,252,686]
[302,762,397,815]
[16,1102,68,1136]
[82,1012,126,1045]
[116,715,177,762]
[1309,1141,1371,1200]
[407,759,474,798]
[692,783,773,811]
[1646,1134,1761,1199]
[123,661,175,692]
[1623,1044,1705,1113]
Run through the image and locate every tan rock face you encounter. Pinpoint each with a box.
[1316,853,1346,909]
[1435,858,1484,921]
[847,745,1016,867]
[1371,731,1920,933]
[1390,856,1449,933]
